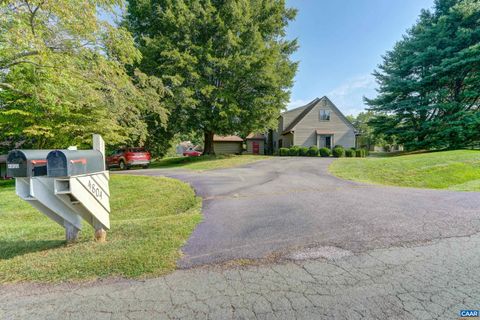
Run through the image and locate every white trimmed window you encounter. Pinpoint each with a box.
[320,109,331,121]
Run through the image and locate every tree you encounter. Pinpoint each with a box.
[125,0,298,154]
[366,0,480,150]
[0,0,168,152]
[347,111,386,150]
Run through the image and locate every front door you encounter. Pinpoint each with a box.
[252,142,259,155]
[318,135,333,149]
[325,136,332,149]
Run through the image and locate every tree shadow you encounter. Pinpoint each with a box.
[0,239,65,260]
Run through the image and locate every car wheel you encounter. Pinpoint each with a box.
[119,160,126,170]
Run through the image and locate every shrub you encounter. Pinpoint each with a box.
[288,146,300,156]
[355,149,367,158]
[307,146,319,157]
[298,146,309,156]
[345,149,355,157]
[279,148,289,156]
[319,147,331,157]
[332,146,345,158]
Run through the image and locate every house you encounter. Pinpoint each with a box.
[273,96,356,152]
[213,135,243,154]
[245,133,266,155]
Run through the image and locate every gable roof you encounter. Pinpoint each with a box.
[213,135,243,142]
[282,98,320,134]
[281,96,356,134]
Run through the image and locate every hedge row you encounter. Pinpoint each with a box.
[279,146,368,158]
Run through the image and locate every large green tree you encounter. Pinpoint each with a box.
[366,0,480,150]
[125,0,297,154]
[0,0,168,152]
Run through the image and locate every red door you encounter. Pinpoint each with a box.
[252,142,259,155]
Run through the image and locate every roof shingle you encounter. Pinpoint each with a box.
[213,135,243,142]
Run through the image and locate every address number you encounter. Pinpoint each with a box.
[87,179,103,200]
[8,163,19,169]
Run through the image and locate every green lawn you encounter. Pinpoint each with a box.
[151,154,271,170]
[329,150,480,191]
[0,175,202,283]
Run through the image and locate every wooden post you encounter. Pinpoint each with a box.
[94,227,107,242]
[93,134,107,242]
[93,134,105,170]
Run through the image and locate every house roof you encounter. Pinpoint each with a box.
[282,98,320,134]
[281,96,356,135]
[246,133,265,140]
[213,135,243,142]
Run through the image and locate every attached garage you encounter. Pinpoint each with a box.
[213,135,244,154]
[245,133,265,155]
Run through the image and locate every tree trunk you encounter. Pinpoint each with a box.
[203,130,215,155]
[267,129,274,155]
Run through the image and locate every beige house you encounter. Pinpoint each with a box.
[213,135,244,154]
[245,133,266,155]
[274,96,356,152]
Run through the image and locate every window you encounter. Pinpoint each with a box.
[320,109,331,121]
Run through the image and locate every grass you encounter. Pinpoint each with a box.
[329,150,480,191]
[0,175,202,283]
[150,154,271,171]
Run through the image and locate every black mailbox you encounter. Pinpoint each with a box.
[47,150,104,177]
[7,150,52,177]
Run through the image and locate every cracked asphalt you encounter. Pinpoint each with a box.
[2,157,480,319]
[1,234,479,319]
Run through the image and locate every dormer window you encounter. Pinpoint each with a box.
[320,109,331,121]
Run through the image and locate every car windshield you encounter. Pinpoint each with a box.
[129,148,145,153]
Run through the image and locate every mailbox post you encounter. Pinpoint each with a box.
[8,135,111,243]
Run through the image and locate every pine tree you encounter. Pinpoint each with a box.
[366,0,480,150]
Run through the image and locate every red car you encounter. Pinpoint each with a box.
[106,148,151,170]
[183,147,202,157]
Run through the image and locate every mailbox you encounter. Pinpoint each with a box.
[7,150,52,177]
[47,150,104,177]
[11,135,110,242]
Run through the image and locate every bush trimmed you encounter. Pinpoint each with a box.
[307,146,319,157]
[345,149,355,157]
[355,149,368,158]
[332,146,345,158]
[319,147,331,157]
[288,146,300,156]
[279,148,289,156]
[298,146,309,156]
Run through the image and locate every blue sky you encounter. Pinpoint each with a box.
[285,0,435,115]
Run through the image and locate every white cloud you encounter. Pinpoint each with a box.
[327,74,377,116]
[286,74,378,116]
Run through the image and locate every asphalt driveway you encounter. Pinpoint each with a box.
[120,157,480,268]
[3,157,480,319]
